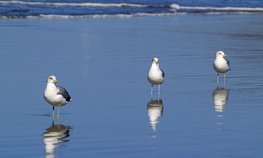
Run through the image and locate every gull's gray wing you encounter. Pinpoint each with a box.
[57,86,71,102]
[161,69,165,78]
[223,55,230,67]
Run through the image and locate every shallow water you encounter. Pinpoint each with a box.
[1,14,263,158]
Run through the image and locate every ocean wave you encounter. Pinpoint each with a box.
[1,0,263,13]
[0,0,160,8]
[1,11,257,20]
[0,12,260,20]
[175,5,263,13]
[0,12,182,19]
[1,0,263,19]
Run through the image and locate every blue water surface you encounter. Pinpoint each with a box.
[0,13,263,158]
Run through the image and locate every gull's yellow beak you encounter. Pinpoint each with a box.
[54,79,58,84]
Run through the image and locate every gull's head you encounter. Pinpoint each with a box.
[152,57,159,64]
[215,51,225,58]
[47,75,58,84]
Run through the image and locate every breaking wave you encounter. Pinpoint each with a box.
[1,0,263,19]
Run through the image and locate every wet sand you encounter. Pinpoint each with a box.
[1,14,263,157]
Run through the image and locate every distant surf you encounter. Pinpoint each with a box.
[1,0,263,18]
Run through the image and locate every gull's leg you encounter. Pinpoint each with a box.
[217,73,219,87]
[150,85,153,98]
[52,106,55,118]
[57,114,61,124]
[57,106,61,118]
[158,85,161,100]
[224,73,226,88]
[51,120,55,126]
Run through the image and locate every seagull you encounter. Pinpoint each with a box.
[148,57,165,98]
[213,51,231,86]
[44,75,72,117]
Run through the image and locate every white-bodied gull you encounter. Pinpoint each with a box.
[213,51,231,86]
[148,57,165,97]
[44,75,72,117]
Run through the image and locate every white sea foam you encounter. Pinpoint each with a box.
[170,4,180,9]
[171,4,263,12]
[31,13,180,19]
[0,0,148,8]
[0,11,256,20]
[1,0,263,13]
[37,14,134,19]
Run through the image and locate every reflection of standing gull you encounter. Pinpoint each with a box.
[148,57,165,98]
[147,99,164,131]
[212,87,228,112]
[44,75,72,117]
[43,122,71,158]
[213,51,231,86]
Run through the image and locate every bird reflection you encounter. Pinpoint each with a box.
[212,87,229,112]
[43,121,71,158]
[147,99,164,132]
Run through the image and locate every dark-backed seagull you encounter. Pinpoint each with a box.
[213,51,231,86]
[148,57,165,97]
[44,75,72,117]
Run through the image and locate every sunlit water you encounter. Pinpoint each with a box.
[0,14,263,158]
